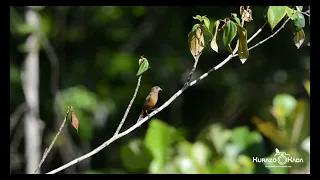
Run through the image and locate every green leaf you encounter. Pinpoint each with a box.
[292,12,305,32]
[236,24,249,64]
[238,155,255,174]
[230,126,263,152]
[223,20,237,54]
[286,7,296,20]
[144,119,177,173]
[211,159,230,174]
[294,29,305,49]
[287,100,310,145]
[188,24,204,62]
[296,6,303,11]
[267,6,287,30]
[193,15,210,30]
[193,15,202,20]
[136,56,150,76]
[303,80,310,96]
[120,139,153,172]
[191,142,211,167]
[273,94,297,117]
[210,20,220,53]
[203,17,210,30]
[231,13,241,25]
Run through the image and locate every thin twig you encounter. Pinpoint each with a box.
[46,15,292,175]
[34,107,71,174]
[247,17,291,52]
[247,22,267,43]
[114,76,142,135]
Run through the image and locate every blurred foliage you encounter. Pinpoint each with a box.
[10,6,309,174]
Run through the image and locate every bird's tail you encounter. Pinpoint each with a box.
[137,110,145,123]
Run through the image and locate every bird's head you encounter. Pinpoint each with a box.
[151,86,163,93]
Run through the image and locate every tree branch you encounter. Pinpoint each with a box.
[114,76,142,135]
[34,107,71,173]
[46,15,291,175]
[22,7,43,174]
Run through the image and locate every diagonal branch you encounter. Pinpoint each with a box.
[114,76,142,135]
[34,107,71,173]
[46,16,292,175]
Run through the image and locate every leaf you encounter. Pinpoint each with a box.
[236,24,249,64]
[231,13,241,25]
[230,126,263,152]
[267,6,287,30]
[292,12,305,32]
[240,6,253,22]
[211,159,230,174]
[223,20,237,54]
[203,17,210,30]
[120,139,153,172]
[188,24,205,61]
[273,94,297,117]
[136,56,150,76]
[303,80,310,96]
[193,15,210,30]
[191,142,211,167]
[286,6,296,20]
[144,119,178,173]
[294,29,305,49]
[252,117,290,148]
[296,6,303,11]
[287,100,310,145]
[210,20,220,53]
[71,110,79,133]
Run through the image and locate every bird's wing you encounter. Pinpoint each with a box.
[143,93,152,107]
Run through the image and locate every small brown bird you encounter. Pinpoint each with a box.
[137,86,162,123]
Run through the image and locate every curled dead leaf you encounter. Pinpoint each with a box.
[240,6,253,22]
[71,110,79,133]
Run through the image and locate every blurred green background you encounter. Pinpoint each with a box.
[10,6,310,174]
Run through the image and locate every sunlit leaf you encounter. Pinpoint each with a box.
[267,6,287,30]
[211,159,230,174]
[210,20,220,53]
[144,119,178,173]
[294,29,305,49]
[296,6,303,11]
[252,117,290,148]
[286,7,296,20]
[236,24,249,64]
[193,15,210,30]
[273,94,297,117]
[231,13,241,25]
[191,142,211,167]
[136,56,150,76]
[223,20,237,54]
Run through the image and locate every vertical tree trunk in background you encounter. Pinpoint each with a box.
[21,7,42,174]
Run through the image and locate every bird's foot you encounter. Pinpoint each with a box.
[151,108,159,111]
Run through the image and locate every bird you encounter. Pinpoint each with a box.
[137,86,162,123]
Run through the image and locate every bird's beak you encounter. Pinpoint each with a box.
[159,88,163,91]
